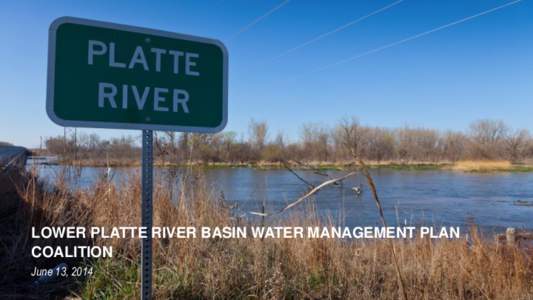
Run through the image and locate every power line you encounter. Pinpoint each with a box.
[229,0,291,41]
[303,0,523,77]
[271,0,404,61]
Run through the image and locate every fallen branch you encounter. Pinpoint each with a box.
[279,171,357,213]
[248,171,357,217]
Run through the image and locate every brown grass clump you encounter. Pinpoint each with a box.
[0,168,94,299]
[452,160,512,172]
[2,168,533,299]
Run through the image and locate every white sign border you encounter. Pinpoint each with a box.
[47,16,228,133]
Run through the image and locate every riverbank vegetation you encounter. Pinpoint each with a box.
[41,118,533,172]
[2,166,533,299]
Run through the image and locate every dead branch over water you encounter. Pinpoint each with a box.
[280,171,357,213]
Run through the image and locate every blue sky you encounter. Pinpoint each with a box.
[1,0,532,147]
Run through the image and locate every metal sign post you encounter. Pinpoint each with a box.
[46,17,228,299]
[141,130,153,300]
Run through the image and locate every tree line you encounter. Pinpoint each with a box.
[44,118,533,164]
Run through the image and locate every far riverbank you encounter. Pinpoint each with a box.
[37,158,533,173]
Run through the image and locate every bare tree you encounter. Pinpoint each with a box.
[365,127,395,162]
[441,131,467,162]
[395,127,440,162]
[469,119,509,159]
[301,123,330,161]
[336,117,363,159]
[248,119,268,151]
[506,129,530,162]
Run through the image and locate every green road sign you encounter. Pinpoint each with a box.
[47,17,228,132]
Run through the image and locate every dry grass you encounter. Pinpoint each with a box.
[1,168,533,299]
[451,160,513,172]
[0,168,94,299]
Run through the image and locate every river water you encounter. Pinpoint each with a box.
[28,162,533,233]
